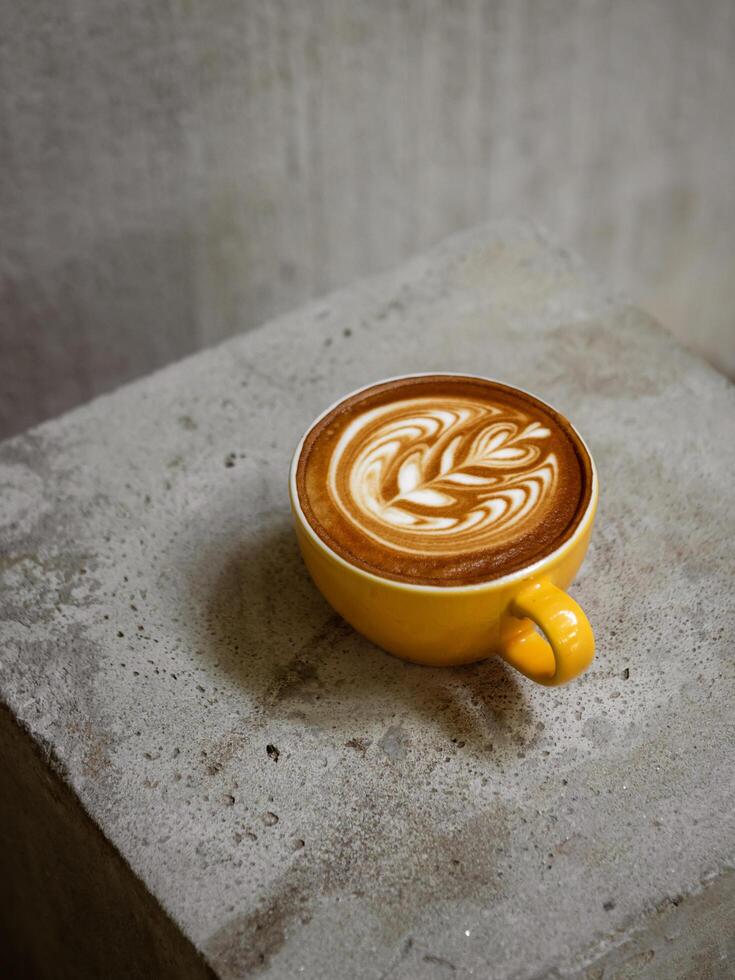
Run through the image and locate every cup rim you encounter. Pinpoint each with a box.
[289,372,598,593]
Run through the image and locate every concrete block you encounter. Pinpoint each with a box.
[1,222,734,978]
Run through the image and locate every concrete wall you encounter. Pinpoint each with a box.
[2,0,734,438]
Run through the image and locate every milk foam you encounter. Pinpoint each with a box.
[327,396,559,557]
[297,375,592,585]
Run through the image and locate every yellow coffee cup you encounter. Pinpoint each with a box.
[289,376,598,686]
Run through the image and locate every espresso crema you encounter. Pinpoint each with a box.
[296,376,593,585]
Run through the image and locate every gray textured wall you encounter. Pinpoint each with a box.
[2,0,734,438]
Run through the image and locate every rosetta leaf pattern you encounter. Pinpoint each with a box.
[336,400,559,554]
[386,419,552,514]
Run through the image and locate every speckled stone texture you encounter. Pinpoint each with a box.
[1,222,734,979]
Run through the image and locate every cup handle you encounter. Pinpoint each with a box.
[498,580,594,686]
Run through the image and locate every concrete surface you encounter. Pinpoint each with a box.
[0,703,215,980]
[3,1,735,439]
[1,221,734,979]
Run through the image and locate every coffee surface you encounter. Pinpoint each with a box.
[296,376,593,585]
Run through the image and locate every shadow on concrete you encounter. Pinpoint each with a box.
[193,515,538,760]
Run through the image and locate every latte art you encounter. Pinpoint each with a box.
[330,399,558,557]
[296,376,593,585]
